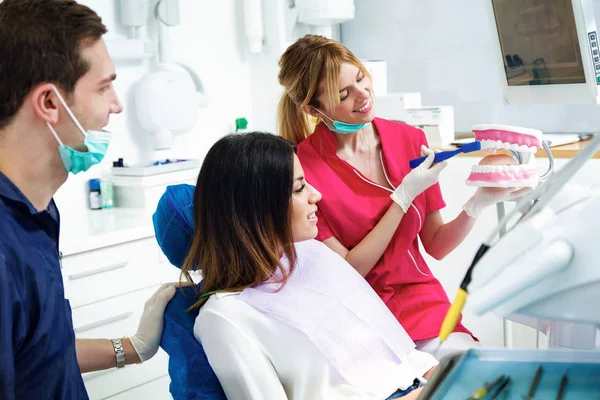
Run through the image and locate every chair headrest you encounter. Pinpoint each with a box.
[152,184,196,268]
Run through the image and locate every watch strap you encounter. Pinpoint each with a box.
[111,338,126,368]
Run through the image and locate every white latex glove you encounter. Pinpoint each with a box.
[391,145,448,213]
[129,283,177,362]
[463,187,531,218]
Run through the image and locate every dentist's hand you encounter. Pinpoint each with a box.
[128,283,177,362]
[463,187,531,218]
[391,146,448,213]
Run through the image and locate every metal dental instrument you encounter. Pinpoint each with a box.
[556,369,569,400]
[467,375,507,400]
[522,365,543,400]
[491,377,511,400]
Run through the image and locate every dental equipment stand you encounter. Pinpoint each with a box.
[497,202,598,351]
[421,136,600,399]
[499,140,598,351]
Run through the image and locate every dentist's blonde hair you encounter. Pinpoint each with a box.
[277,34,370,145]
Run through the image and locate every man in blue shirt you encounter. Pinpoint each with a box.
[0,1,178,398]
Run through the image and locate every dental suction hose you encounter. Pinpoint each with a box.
[438,243,491,344]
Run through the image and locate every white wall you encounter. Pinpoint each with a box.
[341,0,600,134]
[247,0,336,135]
[55,0,258,215]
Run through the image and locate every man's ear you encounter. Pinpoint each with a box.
[30,83,60,124]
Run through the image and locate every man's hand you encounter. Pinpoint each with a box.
[128,283,178,362]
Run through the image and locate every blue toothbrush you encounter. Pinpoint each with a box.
[409,141,482,169]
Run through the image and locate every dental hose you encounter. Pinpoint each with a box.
[435,196,530,352]
[435,243,491,352]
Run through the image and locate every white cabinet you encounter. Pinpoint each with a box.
[107,376,173,400]
[60,209,180,400]
[72,281,177,398]
[62,238,163,308]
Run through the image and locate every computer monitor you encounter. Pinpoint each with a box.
[487,0,600,104]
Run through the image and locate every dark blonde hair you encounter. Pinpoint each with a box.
[277,34,370,145]
[181,132,297,309]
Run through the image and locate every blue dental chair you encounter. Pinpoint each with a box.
[152,184,226,400]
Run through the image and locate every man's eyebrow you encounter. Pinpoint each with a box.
[98,73,117,86]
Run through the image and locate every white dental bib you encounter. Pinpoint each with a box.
[239,239,417,396]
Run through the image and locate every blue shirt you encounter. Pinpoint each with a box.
[0,173,88,399]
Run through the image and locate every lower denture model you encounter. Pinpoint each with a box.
[466,124,542,188]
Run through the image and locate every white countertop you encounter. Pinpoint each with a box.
[60,208,156,256]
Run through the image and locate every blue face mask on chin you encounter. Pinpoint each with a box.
[324,119,370,135]
[46,85,111,174]
[315,109,370,135]
[55,131,111,174]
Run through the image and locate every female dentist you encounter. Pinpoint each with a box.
[277,34,513,356]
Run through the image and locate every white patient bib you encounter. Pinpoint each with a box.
[239,240,416,396]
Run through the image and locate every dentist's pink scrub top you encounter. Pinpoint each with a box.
[296,118,472,341]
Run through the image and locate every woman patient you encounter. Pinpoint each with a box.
[181,132,438,400]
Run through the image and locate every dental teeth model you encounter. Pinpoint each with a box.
[466,124,542,188]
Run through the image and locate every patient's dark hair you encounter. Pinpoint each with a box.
[181,132,297,309]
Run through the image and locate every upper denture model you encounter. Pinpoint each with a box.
[466,124,542,188]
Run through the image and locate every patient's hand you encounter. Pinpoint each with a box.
[404,387,423,400]
[423,366,436,381]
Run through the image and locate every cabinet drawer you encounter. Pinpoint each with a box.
[105,375,172,400]
[84,350,169,400]
[160,260,183,283]
[73,287,170,400]
[71,286,159,338]
[62,238,162,308]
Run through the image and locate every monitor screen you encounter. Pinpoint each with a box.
[492,0,587,86]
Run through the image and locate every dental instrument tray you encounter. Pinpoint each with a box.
[420,348,600,399]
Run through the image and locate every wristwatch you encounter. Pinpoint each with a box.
[111,338,125,368]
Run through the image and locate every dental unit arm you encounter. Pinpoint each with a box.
[441,134,600,347]
[467,134,600,329]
